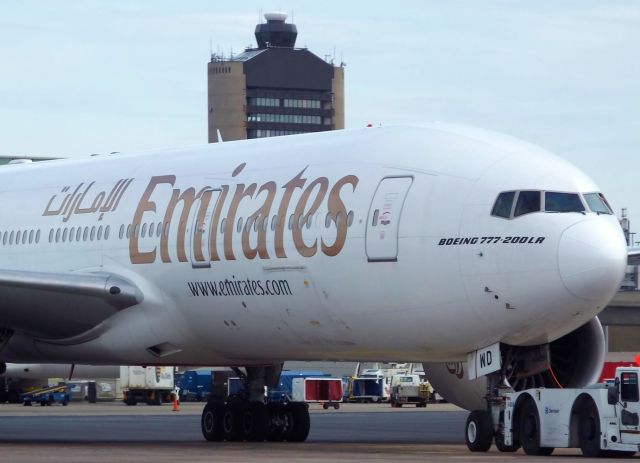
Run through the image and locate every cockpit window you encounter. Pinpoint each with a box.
[514,191,541,217]
[545,192,585,213]
[584,193,613,215]
[491,191,516,218]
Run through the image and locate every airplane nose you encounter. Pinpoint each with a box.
[558,219,627,301]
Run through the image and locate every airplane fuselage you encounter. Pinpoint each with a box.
[0,125,627,367]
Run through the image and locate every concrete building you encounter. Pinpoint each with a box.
[207,12,344,142]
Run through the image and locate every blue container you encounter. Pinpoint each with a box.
[177,370,212,402]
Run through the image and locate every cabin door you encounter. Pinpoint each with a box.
[189,188,221,269]
[365,176,413,262]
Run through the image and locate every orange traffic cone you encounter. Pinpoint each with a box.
[171,394,180,412]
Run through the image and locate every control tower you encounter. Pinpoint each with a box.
[207,12,345,142]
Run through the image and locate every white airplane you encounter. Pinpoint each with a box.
[0,124,632,447]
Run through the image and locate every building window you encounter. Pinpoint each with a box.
[283,99,321,109]
[248,97,280,107]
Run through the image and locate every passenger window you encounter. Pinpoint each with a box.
[49,229,53,243]
[69,227,75,242]
[288,214,293,230]
[372,209,379,226]
[157,222,162,237]
[141,223,147,238]
[271,215,277,231]
[545,192,585,213]
[119,225,124,239]
[347,211,354,227]
[237,218,243,233]
[220,218,226,234]
[97,226,103,240]
[491,191,516,218]
[22,231,28,245]
[16,230,21,244]
[55,228,61,243]
[104,225,110,240]
[83,227,88,241]
[36,229,40,244]
[76,227,82,242]
[149,222,155,237]
[90,226,96,241]
[126,225,131,239]
[514,191,541,217]
[325,213,331,228]
[584,193,613,215]
[10,231,14,245]
[621,372,639,402]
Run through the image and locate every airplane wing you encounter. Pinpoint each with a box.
[0,270,143,341]
[630,247,640,266]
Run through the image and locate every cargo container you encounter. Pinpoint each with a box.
[176,370,212,402]
[291,377,343,409]
[347,376,384,403]
[267,371,341,408]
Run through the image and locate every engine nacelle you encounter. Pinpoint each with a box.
[423,317,605,411]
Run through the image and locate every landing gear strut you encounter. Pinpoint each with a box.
[465,371,520,453]
[200,364,311,443]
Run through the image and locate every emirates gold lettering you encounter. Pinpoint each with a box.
[125,164,359,264]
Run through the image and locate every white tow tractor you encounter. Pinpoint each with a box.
[465,366,640,457]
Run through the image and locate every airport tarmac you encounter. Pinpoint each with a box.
[0,402,635,462]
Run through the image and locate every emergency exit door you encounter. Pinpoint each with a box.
[365,176,413,262]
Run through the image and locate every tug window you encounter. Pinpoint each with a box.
[545,192,585,213]
[584,193,613,215]
[491,191,516,218]
[514,191,541,217]
[621,372,639,402]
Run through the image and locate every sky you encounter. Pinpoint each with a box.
[1,0,639,233]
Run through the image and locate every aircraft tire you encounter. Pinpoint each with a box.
[222,403,244,441]
[286,403,310,442]
[519,398,554,456]
[495,433,519,452]
[465,410,493,452]
[495,411,519,452]
[266,403,286,442]
[201,402,224,442]
[242,402,269,442]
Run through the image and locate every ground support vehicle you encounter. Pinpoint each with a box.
[347,376,384,403]
[464,366,640,457]
[21,384,70,406]
[389,374,430,408]
[121,366,174,406]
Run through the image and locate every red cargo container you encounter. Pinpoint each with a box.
[292,377,343,409]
